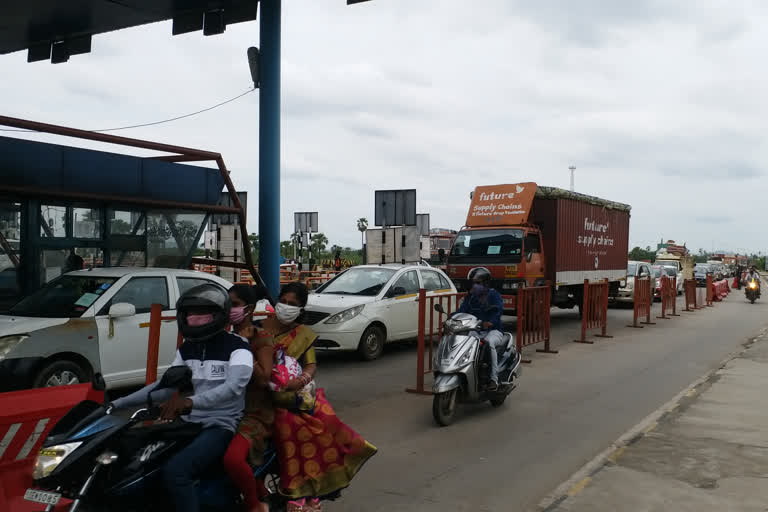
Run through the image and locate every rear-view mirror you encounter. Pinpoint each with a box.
[388,286,407,298]
[109,303,136,318]
[156,366,192,391]
[434,303,445,314]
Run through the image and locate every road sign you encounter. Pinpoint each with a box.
[294,212,318,233]
[374,189,416,227]
[416,214,430,236]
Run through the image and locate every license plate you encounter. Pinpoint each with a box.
[24,489,61,506]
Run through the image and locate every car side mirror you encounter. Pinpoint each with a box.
[434,303,445,314]
[109,303,136,318]
[388,286,406,298]
[156,366,192,391]
[526,252,533,262]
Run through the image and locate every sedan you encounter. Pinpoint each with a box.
[0,268,231,391]
[305,264,457,360]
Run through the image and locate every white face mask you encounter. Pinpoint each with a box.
[275,303,302,324]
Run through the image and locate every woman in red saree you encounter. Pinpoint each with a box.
[265,283,376,512]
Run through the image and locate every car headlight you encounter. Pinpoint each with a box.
[0,335,28,360]
[33,442,82,480]
[626,280,634,290]
[324,304,365,325]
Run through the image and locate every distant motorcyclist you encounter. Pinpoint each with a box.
[458,267,505,390]
[111,283,253,512]
[745,266,761,296]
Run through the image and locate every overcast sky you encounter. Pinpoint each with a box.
[2,0,766,254]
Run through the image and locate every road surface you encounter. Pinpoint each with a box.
[315,291,768,511]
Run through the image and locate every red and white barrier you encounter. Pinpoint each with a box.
[0,384,103,511]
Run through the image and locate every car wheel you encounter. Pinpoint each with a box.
[33,360,88,388]
[358,325,385,361]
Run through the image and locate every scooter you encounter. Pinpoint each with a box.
[745,278,760,304]
[23,367,287,512]
[431,304,522,426]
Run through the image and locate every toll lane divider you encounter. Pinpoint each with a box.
[0,384,103,511]
[628,275,654,328]
[684,279,699,311]
[706,275,714,307]
[574,279,612,344]
[516,284,557,363]
[657,276,679,319]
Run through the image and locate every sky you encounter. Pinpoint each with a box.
[1,0,766,254]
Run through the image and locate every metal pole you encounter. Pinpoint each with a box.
[569,165,576,192]
[259,0,282,298]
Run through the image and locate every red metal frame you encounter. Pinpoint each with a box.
[515,284,556,363]
[0,115,261,286]
[684,279,697,311]
[706,275,714,307]
[574,279,612,343]
[628,275,654,328]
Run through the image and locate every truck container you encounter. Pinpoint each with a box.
[446,183,631,311]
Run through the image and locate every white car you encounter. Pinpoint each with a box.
[305,264,457,360]
[0,268,231,391]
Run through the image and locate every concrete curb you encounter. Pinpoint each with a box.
[534,326,768,512]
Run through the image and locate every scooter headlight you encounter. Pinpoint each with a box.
[749,282,757,289]
[33,442,82,480]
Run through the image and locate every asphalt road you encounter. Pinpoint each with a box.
[313,290,768,511]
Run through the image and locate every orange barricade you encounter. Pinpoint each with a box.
[657,276,679,319]
[0,384,104,511]
[628,275,654,328]
[574,279,612,343]
[406,289,466,395]
[706,275,714,307]
[515,284,556,362]
[683,279,698,311]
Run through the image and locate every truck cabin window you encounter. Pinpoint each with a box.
[524,233,541,261]
[449,229,524,264]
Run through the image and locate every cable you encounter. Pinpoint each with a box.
[0,87,256,134]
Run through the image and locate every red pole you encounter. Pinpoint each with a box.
[536,283,557,354]
[406,288,429,394]
[574,280,593,344]
[706,275,714,307]
[596,280,613,339]
[641,276,656,325]
[145,303,162,386]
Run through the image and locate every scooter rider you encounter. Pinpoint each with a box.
[110,283,253,512]
[458,267,505,390]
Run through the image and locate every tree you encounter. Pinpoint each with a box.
[357,218,368,246]
[280,240,293,259]
[249,233,259,263]
[310,232,329,260]
[628,246,655,263]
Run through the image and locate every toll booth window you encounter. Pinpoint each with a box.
[0,202,21,311]
[110,277,170,314]
[41,205,67,237]
[525,234,541,255]
[114,251,147,267]
[73,208,102,239]
[110,210,145,236]
[147,212,206,268]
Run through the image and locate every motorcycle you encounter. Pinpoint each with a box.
[745,278,760,304]
[431,304,522,426]
[24,367,287,512]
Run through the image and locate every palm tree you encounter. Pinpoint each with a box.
[310,232,329,258]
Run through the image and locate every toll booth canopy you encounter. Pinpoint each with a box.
[0,135,227,310]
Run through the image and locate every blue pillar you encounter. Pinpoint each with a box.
[258,0,281,298]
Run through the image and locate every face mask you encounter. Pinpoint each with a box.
[470,283,488,297]
[275,303,302,324]
[187,313,214,327]
[229,306,247,325]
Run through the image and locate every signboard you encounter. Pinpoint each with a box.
[294,212,318,233]
[374,189,416,227]
[416,214,430,236]
[365,226,420,264]
[465,183,537,227]
[212,192,247,226]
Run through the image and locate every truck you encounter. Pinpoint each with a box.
[445,183,631,312]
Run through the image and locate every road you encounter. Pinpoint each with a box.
[313,290,768,511]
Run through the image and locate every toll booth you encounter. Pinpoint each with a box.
[0,135,233,310]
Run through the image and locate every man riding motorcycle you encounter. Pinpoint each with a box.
[111,283,253,512]
[457,267,505,390]
[744,265,761,297]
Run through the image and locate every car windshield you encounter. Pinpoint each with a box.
[694,266,709,274]
[318,267,397,296]
[652,267,663,277]
[448,229,524,264]
[9,275,118,318]
[627,263,638,275]
[663,267,677,276]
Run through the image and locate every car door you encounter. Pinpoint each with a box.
[381,269,422,340]
[95,274,174,386]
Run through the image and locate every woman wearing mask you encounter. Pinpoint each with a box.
[222,284,275,512]
[266,282,377,512]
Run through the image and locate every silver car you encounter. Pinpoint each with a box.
[0,268,230,391]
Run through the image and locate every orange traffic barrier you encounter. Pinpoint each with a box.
[0,384,103,511]
[574,279,612,343]
[657,276,679,319]
[515,284,557,363]
[628,275,654,328]
[706,275,714,307]
[406,289,466,395]
[683,279,698,311]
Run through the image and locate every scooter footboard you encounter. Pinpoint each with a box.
[433,374,461,394]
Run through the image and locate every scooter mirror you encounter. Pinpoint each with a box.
[434,303,445,314]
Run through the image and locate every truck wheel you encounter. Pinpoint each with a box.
[432,389,457,426]
[358,325,385,361]
[33,360,87,388]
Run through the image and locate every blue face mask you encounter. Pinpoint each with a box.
[470,283,488,297]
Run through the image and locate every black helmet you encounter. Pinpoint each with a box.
[176,283,231,343]
[467,267,491,284]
